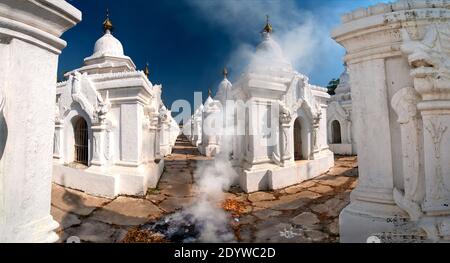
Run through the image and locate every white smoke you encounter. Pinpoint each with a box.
[185,0,343,83]
[189,150,238,242]
[173,99,239,242]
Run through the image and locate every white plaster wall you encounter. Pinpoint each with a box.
[1,39,59,241]
[120,103,141,163]
[111,105,121,164]
[319,104,328,151]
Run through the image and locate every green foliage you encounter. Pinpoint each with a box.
[327,78,340,96]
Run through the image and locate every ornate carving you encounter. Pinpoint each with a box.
[401,24,450,96]
[426,120,447,160]
[271,99,294,167]
[104,130,112,161]
[425,120,448,200]
[401,22,450,242]
[159,105,169,123]
[70,72,95,122]
[66,72,113,125]
[96,91,111,124]
[55,97,61,123]
[391,88,420,124]
[278,100,292,124]
[142,114,151,130]
[328,101,349,122]
[312,104,322,151]
[391,87,424,221]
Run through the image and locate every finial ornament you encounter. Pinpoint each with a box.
[262,14,273,34]
[144,62,150,78]
[208,88,212,97]
[223,67,228,78]
[103,8,114,33]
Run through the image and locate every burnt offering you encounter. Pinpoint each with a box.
[142,210,236,243]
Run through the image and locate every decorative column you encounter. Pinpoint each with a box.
[0,1,81,242]
[150,112,161,160]
[159,107,171,156]
[277,101,294,167]
[401,22,450,241]
[53,119,64,162]
[312,114,321,157]
[91,92,111,168]
[332,1,450,242]
[90,124,107,168]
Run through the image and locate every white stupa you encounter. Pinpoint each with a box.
[53,11,165,198]
[327,66,357,155]
[230,17,334,192]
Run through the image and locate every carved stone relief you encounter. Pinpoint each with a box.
[391,87,424,221]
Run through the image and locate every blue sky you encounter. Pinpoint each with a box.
[61,0,391,107]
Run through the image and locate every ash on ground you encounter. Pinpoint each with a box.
[141,210,237,243]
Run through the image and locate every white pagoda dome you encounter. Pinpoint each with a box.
[204,94,214,106]
[91,30,124,58]
[67,10,136,76]
[249,17,293,73]
[215,68,232,104]
[334,66,351,94]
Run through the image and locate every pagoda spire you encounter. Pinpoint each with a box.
[223,67,228,79]
[262,14,273,34]
[144,62,150,78]
[103,8,114,33]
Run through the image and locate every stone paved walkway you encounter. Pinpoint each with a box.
[51,135,358,243]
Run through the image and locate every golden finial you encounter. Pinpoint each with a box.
[223,67,228,78]
[103,8,114,33]
[208,88,212,97]
[262,14,273,34]
[144,62,150,78]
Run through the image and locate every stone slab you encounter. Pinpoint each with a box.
[51,206,81,231]
[90,197,162,226]
[51,184,110,216]
[291,212,320,229]
[59,220,128,243]
[253,209,283,220]
[159,197,193,213]
[159,183,193,197]
[248,192,276,203]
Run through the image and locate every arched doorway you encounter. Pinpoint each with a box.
[73,117,88,165]
[294,118,303,161]
[332,120,342,144]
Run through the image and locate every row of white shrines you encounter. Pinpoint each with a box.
[1,0,450,243]
[53,9,348,198]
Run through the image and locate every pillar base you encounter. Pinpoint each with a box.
[238,151,334,193]
[339,199,409,243]
[1,215,59,243]
[53,159,164,198]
